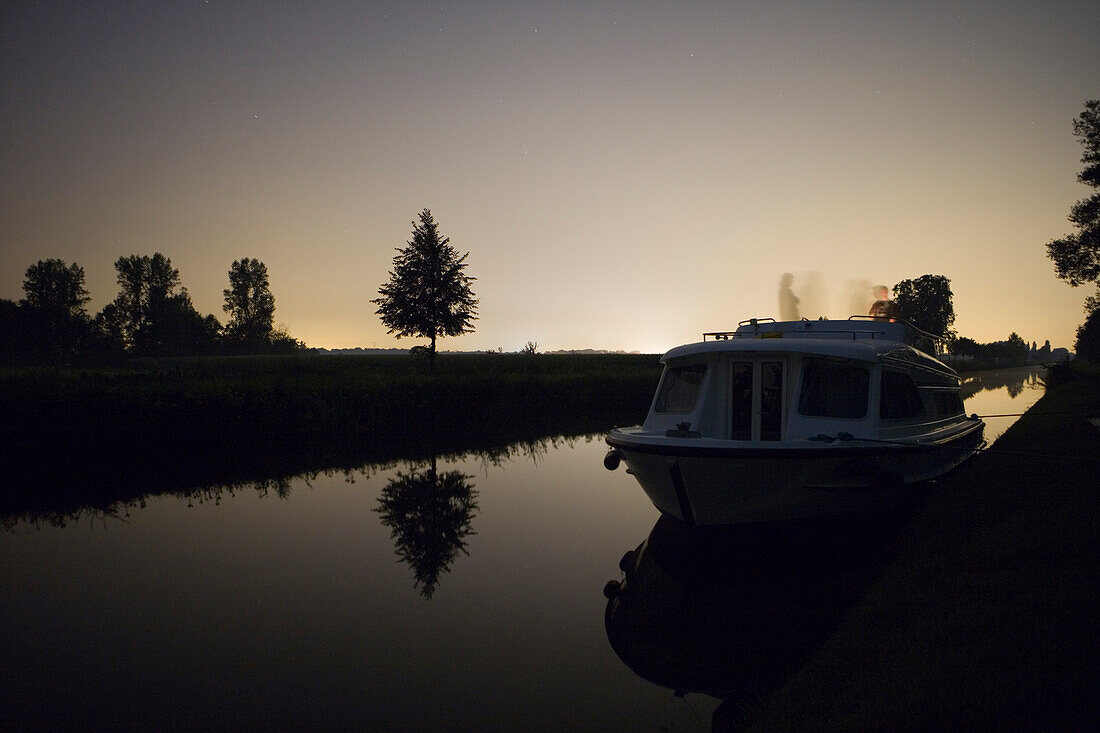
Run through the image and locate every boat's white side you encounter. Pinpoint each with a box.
[608,419,984,525]
[605,317,985,525]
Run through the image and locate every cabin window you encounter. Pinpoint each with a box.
[730,362,752,439]
[654,364,707,413]
[880,369,926,419]
[933,390,964,417]
[760,361,784,440]
[798,358,869,419]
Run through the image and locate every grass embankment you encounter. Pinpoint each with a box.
[1,353,662,517]
[3,352,661,440]
[744,363,1100,729]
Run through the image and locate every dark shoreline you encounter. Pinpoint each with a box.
[740,362,1100,729]
[1,353,661,522]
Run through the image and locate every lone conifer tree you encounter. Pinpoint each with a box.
[372,209,478,370]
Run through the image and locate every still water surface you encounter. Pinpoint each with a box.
[1,368,1044,729]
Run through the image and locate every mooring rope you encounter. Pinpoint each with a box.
[971,407,1100,419]
[809,431,1100,464]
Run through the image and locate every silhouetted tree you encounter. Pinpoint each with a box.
[109,253,179,347]
[20,259,92,362]
[892,274,956,340]
[268,324,308,354]
[1085,288,1100,317]
[21,259,91,321]
[143,293,221,356]
[1047,100,1100,288]
[223,257,276,349]
[90,302,126,356]
[0,298,28,364]
[1076,308,1100,361]
[372,209,478,371]
[949,336,980,357]
[1075,296,1100,362]
[375,457,478,599]
[1005,332,1029,364]
[106,253,219,355]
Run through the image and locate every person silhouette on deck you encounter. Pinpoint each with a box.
[869,285,898,320]
[779,273,800,321]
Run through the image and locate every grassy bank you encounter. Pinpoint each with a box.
[1,353,662,518]
[742,363,1100,729]
[2,352,661,443]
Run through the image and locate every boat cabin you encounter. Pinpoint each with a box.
[642,318,967,444]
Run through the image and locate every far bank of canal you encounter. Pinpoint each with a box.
[743,364,1100,730]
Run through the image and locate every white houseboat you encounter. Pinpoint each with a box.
[604,317,984,525]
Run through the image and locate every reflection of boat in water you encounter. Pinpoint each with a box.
[603,513,907,723]
[605,317,984,524]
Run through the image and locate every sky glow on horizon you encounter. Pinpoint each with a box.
[2,1,1098,352]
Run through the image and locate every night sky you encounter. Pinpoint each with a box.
[2,1,1098,351]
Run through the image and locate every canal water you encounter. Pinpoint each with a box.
[0,367,1045,730]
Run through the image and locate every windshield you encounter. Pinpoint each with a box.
[654,364,707,413]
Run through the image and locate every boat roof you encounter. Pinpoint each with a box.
[662,317,951,372]
[728,317,921,343]
[663,337,886,363]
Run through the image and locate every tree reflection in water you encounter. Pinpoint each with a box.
[374,456,478,599]
[1,432,587,530]
[960,366,1044,400]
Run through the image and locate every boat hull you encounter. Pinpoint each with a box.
[607,422,984,525]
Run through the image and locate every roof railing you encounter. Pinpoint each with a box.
[704,317,774,341]
[846,315,944,354]
[702,315,946,355]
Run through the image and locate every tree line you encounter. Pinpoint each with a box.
[884,274,1057,368]
[5,99,1098,367]
[1,254,304,364]
[949,334,1061,368]
[2,208,479,369]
